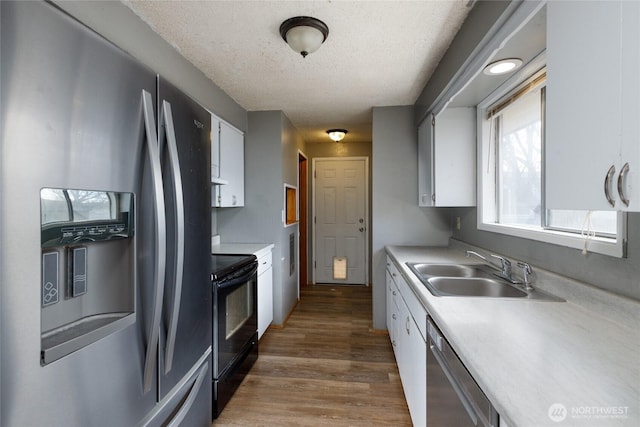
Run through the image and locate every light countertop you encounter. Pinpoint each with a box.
[386,244,640,427]
[212,243,274,258]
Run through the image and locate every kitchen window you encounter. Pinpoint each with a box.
[478,68,626,257]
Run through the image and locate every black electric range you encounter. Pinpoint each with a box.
[210,253,257,282]
[210,253,258,419]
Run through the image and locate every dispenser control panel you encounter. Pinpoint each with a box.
[40,188,134,248]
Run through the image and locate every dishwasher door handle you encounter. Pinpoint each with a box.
[430,342,479,425]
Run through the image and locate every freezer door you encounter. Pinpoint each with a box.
[157,78,213,399]
[139,351,212,427]
[1,2,158,425]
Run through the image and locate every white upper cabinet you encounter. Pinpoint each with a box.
[211,114,245,207]
[620,0,640,210]
[210,115,226,185]
[418,107,476,207]
[546,0,639,211]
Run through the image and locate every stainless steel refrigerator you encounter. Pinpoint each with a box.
[1,2,212,425]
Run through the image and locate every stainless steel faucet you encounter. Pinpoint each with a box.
[465,250,489,263]
[517,262,534,291]
[465,250,535,290]
[465,250,523,283]
[490,254,522,284]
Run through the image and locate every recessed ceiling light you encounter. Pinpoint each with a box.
[327,129,347,142]
[483,58,523,75]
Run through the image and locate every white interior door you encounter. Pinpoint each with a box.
[313,157,368,284]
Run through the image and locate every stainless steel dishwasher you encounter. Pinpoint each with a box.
[427,317,499,426]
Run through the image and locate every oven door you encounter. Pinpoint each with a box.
[213,261,258,378]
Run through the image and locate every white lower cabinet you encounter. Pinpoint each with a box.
[386,266,399,354]
[257,249,273,339]
[386,256,427,426]
[398,296,427,426]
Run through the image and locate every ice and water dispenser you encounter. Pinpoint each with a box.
[40,188,136,364]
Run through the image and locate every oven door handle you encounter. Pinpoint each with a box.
[429,341,480,425]
[216,264,258,291]
[160,100,185,375]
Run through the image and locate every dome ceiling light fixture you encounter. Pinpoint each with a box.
[327,129,348,142]
[279,16,329,58]
[483,58,523,75]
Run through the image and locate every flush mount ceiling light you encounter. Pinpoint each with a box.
[483,58,523,75]
[279,16,329,58]
[327,129,347,142]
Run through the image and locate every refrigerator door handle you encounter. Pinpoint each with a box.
[160,100,185,375]
[141,90,167,393]
[165,360,209,427]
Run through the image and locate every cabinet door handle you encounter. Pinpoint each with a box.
[618,162,630,207]
[392,314,397,320]
[405,316,410,335]
[604,165,616,207]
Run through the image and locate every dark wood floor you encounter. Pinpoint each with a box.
[213,285,412,426]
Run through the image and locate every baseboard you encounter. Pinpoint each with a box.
[268,300,299,330]
[267,323,283,330]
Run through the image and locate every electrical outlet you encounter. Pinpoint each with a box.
[455,216,461,230]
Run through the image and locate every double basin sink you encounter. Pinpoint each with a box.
[406,262,563,301]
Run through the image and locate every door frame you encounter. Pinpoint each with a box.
[297,150,308,299]
[311,156,369,285]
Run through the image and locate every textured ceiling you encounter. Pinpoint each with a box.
[123,1,472,144]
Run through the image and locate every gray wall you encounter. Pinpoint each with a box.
[217,111,304,325]
[452,212,640,301]
[304,142,373,285]
[372,106,451,330]
[280,114,304,321]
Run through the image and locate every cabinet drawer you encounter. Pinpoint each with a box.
[257,252,272,276]
[396,278,427,341]
[387,256,427,340]
[386,256,401,282]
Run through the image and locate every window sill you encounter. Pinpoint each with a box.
[476,221,625,258]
